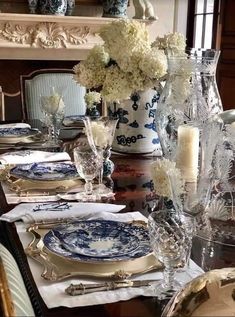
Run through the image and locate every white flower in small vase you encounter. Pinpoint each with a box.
[41,92,65,115]
[40,89,65,146]
[90,121,110,150]
[84,91,101,118]
[151,158,185,202]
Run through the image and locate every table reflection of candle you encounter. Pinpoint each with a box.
[176,125,199,182]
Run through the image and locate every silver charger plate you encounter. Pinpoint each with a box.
[10,162,79,181]
[0,127,39,138]
[43,220,152,262]
[162,267,235,317]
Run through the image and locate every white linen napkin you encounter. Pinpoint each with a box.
[0,123,31,129]
[0,150,71,165]
[0,202,126,223]
[15,211,204,309]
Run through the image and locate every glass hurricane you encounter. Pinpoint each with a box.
[83,116,119,189]
[148,209,192,299]
[156,49,223,160]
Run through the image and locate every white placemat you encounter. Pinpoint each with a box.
[16,212,204,309]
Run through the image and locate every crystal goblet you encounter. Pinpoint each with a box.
[148,209,192,299]
[83,116,119,190]
[73,145,101,199]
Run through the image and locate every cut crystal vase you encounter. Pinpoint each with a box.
[156,49,223,160]
[169,115,235,246]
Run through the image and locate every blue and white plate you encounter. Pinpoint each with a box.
[43,220,152,262]
[10,162,79,181]
[0,128,39,138]
[63,115,85,128]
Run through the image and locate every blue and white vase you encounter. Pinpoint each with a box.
[28,0,38,13]
[102,0,128,18]
[39,0,67,15]
[66,0,75,15]
[109,89,162,154]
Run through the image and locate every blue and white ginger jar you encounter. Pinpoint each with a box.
[109,88,162,154]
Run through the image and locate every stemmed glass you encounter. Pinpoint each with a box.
[148,209,192,299]
[73,145,101,199]
[40,87,65,146]
[83,116,119,190]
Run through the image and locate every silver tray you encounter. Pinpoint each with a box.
[162,267,235,317]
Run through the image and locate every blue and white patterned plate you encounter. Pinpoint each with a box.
[43,220,152,262]
[10,162,79,181]
[0,128,39,138]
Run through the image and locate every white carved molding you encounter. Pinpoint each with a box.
[0,13,156,60]
[0,13,108,60]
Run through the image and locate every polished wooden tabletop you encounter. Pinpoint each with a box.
[0,152,234,316]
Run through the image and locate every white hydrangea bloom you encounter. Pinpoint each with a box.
[153,32,186,55]
[41,93,64,115]
[151,158,185,199]
[139,49,167,79]
[100,19,151,64]
[73,45,109,88]
[90,121,111,148]
[101,65,133,102]
[84,91,101,108]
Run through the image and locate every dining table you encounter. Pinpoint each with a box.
[0,122,234,317]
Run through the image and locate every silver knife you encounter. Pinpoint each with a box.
[65,279,159,296]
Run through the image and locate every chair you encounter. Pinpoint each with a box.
[0,243,35,316]
[20,68,87,121]
[0,87,22,121]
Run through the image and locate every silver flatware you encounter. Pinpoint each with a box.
[65,279,159,296]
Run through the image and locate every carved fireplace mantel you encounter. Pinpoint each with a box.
[0,13,151,60]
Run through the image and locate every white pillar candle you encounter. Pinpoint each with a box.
[176,125,200,182]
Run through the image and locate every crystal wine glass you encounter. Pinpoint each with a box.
[73,145,101,199]
[148,209,192,299]
[40,87,65,146]
[83,116,119,190]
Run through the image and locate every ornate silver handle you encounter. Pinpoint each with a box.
[65,279,158,296]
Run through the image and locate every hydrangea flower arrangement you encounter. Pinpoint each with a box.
[73,19,186,103]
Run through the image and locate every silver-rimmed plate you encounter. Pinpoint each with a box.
[162,268,235,317]
[10,162,79,181]
[43,220,152,262]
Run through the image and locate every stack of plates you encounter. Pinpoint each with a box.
[8,162,81,194]
[63,115,85,128]
[10,162,79,182]
[0,127,42,144]
[43,220,152,263]
[26,220,161,280]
